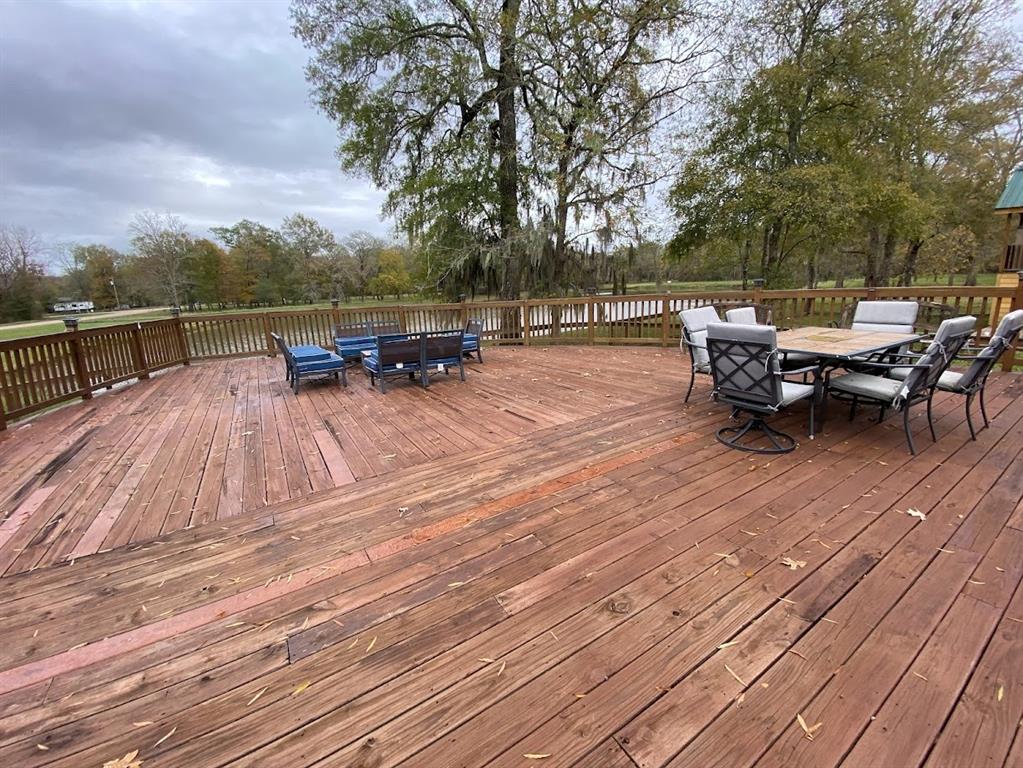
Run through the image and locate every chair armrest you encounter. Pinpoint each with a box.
[777,364,818,376]
[845,359,930,372]
[680,338,706,350]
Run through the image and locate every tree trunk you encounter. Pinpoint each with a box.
[878,227,896,287]
[899,240,921,286]
[865,226,881,288]
[496,0,522,300]
[740,237,751,290]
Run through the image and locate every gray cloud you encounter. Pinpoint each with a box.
[0,0,391,256]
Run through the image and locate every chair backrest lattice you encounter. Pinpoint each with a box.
[957,309,1023,391]
[706,323,782,409]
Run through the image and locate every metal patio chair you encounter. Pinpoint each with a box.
[679,305,720,403]
[825,315,976,454]
[888,309,1023,440]
[705,322,818,454]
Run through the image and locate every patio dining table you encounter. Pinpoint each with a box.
[776,326,926,426]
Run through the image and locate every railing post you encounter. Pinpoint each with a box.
[64,316,93,401]
[262,312,275,356]
[1001,271,1023,372]
[752,278,764,306]
[587,295,596,345]
[170,306,190,365]
[660,295,670,347]
[459,294,468,328]
[521,300,531,346]
[130,322,150,380]
[398,305,408,333]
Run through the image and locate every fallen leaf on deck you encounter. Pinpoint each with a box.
[717,641,740,649]
[366,636,377,653]
[905,508,926,521]
[132,721,155,727]
[724,664,746,687]
[102,751,143,768]
[448,581,465,587]
[247,686,268,706]
[154,726,176,747]
[291,681,311,696]
[36,744,49,750]
[796,713,822,741]
[780,557,807,570]
[523,755,551,760]
[997,684,1004,702]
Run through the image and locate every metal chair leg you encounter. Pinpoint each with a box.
[808,398,815,440]
[926,394,937,441]
[965,392,977,440]
[979,386,989,428]
[849,395,858,421]
[684,368,695,403]
[903,404,916,455]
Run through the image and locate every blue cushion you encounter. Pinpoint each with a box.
[362,352,419,374]
[295,352,344,373]
[462,334,479,349]
[425,356,462,367]
[291,345,331,362]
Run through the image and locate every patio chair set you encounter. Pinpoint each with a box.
[680,300,1023,456]
[272,318,485,394]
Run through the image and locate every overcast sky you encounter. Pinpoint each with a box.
[0,0,391,257]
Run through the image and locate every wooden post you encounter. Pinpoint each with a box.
[1001,271,1023,372]
[459,294,469,328]
[330,299,341,343]
[751,278,764,306]
[130,322,150,379]
[660,296,670,347]
[171,306,190,365]
[263,312,275,356]
[522,300,531,346]
[64,317,93,401]
[587,296,596,345]
[398,306,408,333]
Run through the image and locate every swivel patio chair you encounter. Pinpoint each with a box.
[705,323,818,454]
[679,305,720,403]
[888,309,1023,440]
[825,315,976,454]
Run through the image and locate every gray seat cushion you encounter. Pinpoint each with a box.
[725,306,758,325]
[828,372,904,403]
[780,351,818,367]
[679,306,721,369]
[888,366,963,391]
[851,301,919,333]
[780,381,814,406]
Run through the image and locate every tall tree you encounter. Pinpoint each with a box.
[129,212,192,307]
[0,225,47,321]
[292,0,525,296]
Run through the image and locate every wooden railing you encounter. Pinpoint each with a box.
[3,280,1022,429]
[1004,244,1023,272]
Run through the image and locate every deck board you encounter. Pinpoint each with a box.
[0,347,1019,767]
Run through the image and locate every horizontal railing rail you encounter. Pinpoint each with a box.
[2,280,1021,429]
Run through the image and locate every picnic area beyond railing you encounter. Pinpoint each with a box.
[2,280,1022,429]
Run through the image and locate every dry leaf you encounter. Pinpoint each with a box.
[132,721,155,727]
[291,681,311,696]
[523,755,552,760]
[36,744,50,751]
[154,726,176,747]
[780,557,807,570]
[997,684,1004,702]
[366,636,377,653]
[102,751,143,768]
[796,713,823,741]
[247,686,268,706]
[905,508,926,521]
[724,664,746,687]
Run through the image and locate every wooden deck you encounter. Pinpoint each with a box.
[0,346,1021,767]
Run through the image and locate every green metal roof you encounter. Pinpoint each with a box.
[995,167,1023,211]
